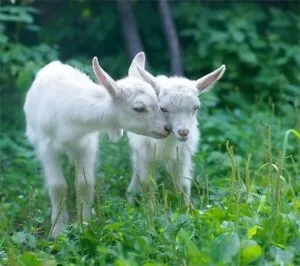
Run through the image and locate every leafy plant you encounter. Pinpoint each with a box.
[174,3,300,106]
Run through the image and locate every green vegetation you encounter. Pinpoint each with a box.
[0,1,299,265]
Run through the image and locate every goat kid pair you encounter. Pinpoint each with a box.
[24,52,226,237]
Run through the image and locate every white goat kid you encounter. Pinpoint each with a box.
[24,53,170,237]
[127,54,226,204]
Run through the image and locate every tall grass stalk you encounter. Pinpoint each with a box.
[276,150,282,212]
[205,174,209,206]
[95,182,104,220]
[267,125,274,201]
[226,141,236,197]
[288,156,298,198]
[0,195,4,218]
[74,161,84,233]
[245,153,252,201]
[48,195,66,238]
[28,186,36,230]
[142,145,158,229]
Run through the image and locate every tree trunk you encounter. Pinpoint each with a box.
[158,0,183,75]
[116,0,145,61]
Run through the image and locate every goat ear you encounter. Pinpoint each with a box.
[92,56,120,97]
[128,51,146,78]
[135,64,160,95]
[196,65,226,94]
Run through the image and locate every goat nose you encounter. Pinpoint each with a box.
[164,124,172,133]
[178,129,189,137]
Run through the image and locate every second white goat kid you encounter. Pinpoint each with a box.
[24,53,171,237]
[127,54,226,204]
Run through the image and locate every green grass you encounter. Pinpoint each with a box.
[0,100,299,266]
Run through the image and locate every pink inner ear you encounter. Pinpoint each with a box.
[199,69,223,91]
[92,57,108,86]
[202,73,219,89]
[95,68,108,87]
[98,72,108,86]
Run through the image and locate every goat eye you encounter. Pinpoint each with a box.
[133,107,147,113]
[194,106,199,111]
[160,107,168,113]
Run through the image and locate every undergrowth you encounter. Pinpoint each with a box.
[0,101,299,266]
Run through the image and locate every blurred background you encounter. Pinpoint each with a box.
[1,0,299,127]
[0,0,299,199]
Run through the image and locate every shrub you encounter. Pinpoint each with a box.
[174,3,300,106]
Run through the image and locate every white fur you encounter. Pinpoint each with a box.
[23,53,170,237]
[127,56,225,203]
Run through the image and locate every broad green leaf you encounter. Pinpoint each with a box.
[242,243,262,263]
[12,232,26,244]
[290,129,300,139]
[247,225,262,238]
[269,246,294,265]
[211,232,240,263]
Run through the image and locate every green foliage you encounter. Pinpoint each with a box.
[0,5,58,95]
[1,102,299,265]
[174,3,300,105]
[0,1,299,265]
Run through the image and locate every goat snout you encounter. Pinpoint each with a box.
[178,129,189,137]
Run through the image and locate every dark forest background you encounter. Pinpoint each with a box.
[1,0,299,130]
